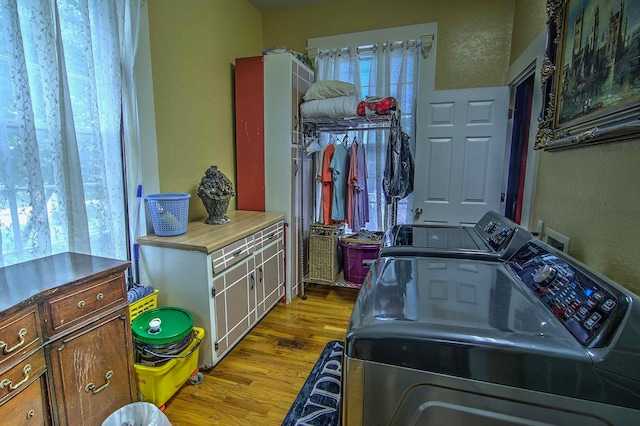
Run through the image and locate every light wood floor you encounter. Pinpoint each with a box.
[162,283,359,426]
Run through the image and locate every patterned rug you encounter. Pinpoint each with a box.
[281,340,344,426]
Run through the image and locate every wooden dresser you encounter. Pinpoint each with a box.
[0,253,136,426]
[139,210,285,369]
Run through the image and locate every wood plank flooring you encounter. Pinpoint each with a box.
[162,283,359,426]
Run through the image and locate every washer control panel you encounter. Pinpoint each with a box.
[507,241,627,347]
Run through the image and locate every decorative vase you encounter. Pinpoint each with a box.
[197,165,236,225]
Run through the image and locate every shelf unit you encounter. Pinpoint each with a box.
[300,111,396,292]
[302,114,394,132]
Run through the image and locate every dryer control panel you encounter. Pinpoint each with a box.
[507,241,628,348]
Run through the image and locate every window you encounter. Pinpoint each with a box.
[308,24,436,231]
[0,0,127,267]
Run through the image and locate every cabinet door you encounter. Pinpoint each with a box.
[48,308,135,426]
[213,257,255,356]
[235,55,265,211]
[255,239,284,319]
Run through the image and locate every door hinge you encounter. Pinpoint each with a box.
[211,287,216,298]
[215,342,218,350]
[500,192,506,202]
[508,109,513,119]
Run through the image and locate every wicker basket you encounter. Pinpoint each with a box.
[308,223,345,283]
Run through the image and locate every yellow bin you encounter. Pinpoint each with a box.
[134,326,205,407]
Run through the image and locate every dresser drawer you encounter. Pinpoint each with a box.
[0,348,46,404]
[44,273,126,336]
[0,306,42,372]
[211,236,254,274]
[0,374,47,426]
[253,221,283,250]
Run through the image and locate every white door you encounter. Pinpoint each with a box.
[413,87,509,225]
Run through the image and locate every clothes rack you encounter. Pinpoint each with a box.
[300,111,399,294]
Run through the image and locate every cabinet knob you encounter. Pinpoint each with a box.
[96,293,104,301]
[26,410,35,420]
[0,328,27,354]
[78,300,86,308]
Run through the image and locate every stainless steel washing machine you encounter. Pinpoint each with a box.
[342,240,640,425]
[379,210,532,261]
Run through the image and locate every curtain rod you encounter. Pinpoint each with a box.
[314,39,422,57]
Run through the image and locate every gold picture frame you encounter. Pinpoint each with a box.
[535,0,640,151]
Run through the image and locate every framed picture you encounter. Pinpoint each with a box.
[535,0,640,151]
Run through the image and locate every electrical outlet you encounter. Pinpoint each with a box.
[537,220,544,238]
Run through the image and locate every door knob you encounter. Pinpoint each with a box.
[414,207,423,218]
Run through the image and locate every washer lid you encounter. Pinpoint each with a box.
[131,307,193,345]
[347,256,584,358]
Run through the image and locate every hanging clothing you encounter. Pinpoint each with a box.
[382,113,415,204]
[330,139,350,221]
[314,145,328,223]
[348,139,369,231]
[347,142,357,230]
[321,143,336,225]
[355,139,370,230]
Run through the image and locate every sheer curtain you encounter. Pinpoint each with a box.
[314,40,420,231]
[0,0,139,267]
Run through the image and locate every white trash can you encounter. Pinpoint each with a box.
[102,402,171,426]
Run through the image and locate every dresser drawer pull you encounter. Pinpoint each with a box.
[0,363,31,391]
[0,328,27,354]
[232,250,242,257]
[26,410,35,420]
[78,300,86,308]
[96,293,104,301]
[85,370,113,394]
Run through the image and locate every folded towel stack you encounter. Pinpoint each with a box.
[128,285,156,304]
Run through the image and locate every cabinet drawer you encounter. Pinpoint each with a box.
[45,273,126,336]
[0,306,42,372]
[0,374,47,426]
[0,348,46,404]
[253,221,283,250]
[211,236,253,274]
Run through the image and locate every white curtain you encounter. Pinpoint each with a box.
[0,0,139,267]
[314,40,420,231]
[118,0,143,282]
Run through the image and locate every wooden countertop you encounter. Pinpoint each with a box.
[137,210,285,253]
[0,252,129,315]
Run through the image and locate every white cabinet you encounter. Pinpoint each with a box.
[139,210,284,369]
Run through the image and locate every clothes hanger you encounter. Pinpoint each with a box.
[305,135,321,154]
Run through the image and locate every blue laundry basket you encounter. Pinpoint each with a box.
[145,193,190,236]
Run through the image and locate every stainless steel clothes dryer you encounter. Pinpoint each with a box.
[379,210,533,261]
[342,240,640,425]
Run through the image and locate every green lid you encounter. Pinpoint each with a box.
[131,307,194,345]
